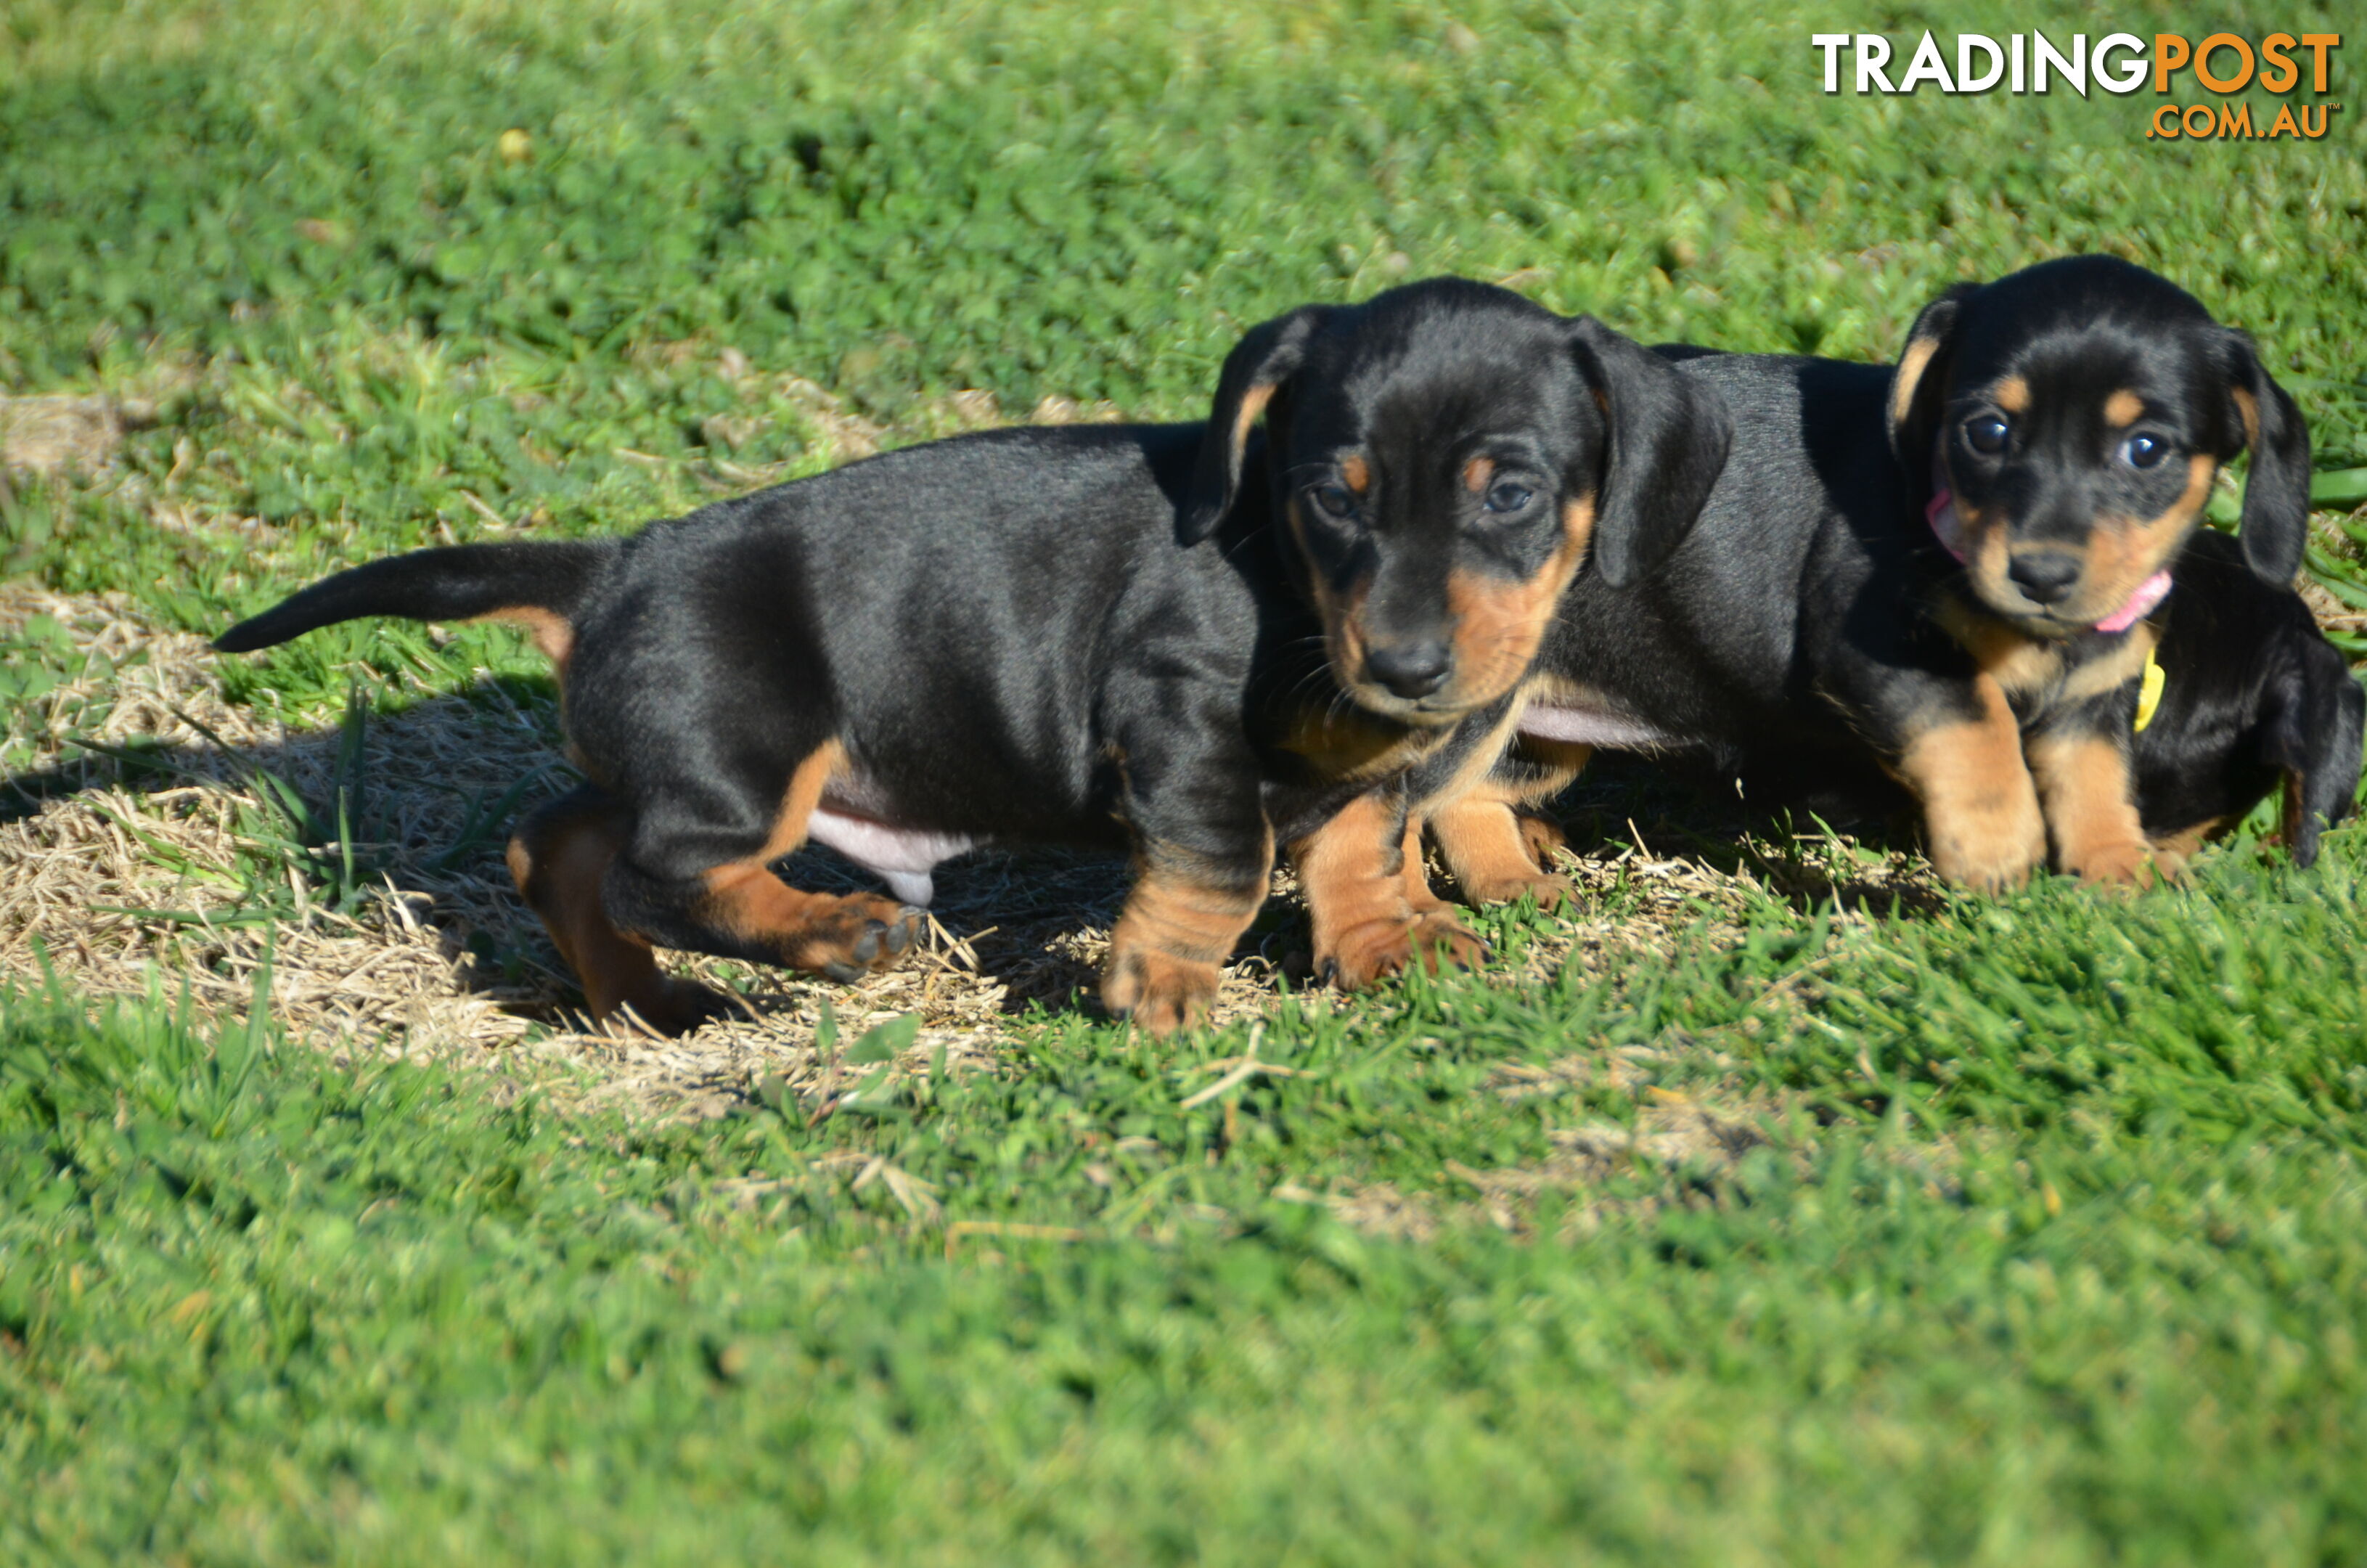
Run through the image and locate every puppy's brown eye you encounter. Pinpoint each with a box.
[1964,415,2011,455]
[1483,481,1534,515]
[1309,484,1357,520]
[2121,433,2169,470]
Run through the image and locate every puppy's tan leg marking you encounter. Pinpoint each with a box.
[2027,731,2164,886]
[1427,741,1588,907]
[1103,838,1272,1036]
[1894,676,2047,893]
[507,797,728,1037]
[1399,815,1455,918]
[1397,815,1489,970]
[1293,793,1418,989]
[1291,793,1464,989]
[1516,810,1569,865]
[693,740,921,979]
[1431,796,1577,907]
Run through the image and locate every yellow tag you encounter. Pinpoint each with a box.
[2133,650,2166,732]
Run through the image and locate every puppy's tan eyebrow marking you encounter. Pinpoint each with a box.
[1993,375,2031,414]
[2104,390,2144,426]
[1462,455,1495,494]
[1339,453,1370,494]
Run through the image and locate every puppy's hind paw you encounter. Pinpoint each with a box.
[798,894,925,981]
[599,976,738,1039]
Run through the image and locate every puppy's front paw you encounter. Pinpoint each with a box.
[1515,811,1569,866]
[1102,947,1220,1037]
[1316,915,1422,990]
[1318,912,1489,989]
[1926,799,2048,894]
[2063,838,2175,890]
[1407,910,1489,973]
[1455,868,1575,909]
[1930,839,2043,894]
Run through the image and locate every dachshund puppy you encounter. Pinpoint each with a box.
[1416,257,2316,902]
[1434,527,2362,894]
[218,279,1726,1033]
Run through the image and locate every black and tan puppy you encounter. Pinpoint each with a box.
[1182,285,1728,983]
[216,279,1725,1034]
[1413,256,2315,902]
[1431,526,2363,891]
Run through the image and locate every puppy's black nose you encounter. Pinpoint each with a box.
[1365,640,1452,699]
[2006,552,2082,605]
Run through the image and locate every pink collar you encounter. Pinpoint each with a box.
[1925,485,2170,635]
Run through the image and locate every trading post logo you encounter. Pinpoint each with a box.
[1812,31,2342,141]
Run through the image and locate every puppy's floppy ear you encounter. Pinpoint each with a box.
[2220,329,2313,587]
[2264,643,2364,867]
[1885,282,1981,480]
[1181,305,1333,544]
[1566,317,1732,588]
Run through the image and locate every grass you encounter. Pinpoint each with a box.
[11,856,2367,1563]
[5,0,2367,1560]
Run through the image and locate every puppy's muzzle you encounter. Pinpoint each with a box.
[1362,640,1453,700]
[2006,549,2083,607]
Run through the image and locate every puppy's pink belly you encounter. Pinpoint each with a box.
[1518,703,1680,751]
[806,806,976,907]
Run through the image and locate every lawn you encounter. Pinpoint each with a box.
[4,1,2367,1561]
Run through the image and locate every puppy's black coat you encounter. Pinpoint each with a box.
[2133,529,2363,865]
[1417,257,2327,902]
[218,279,1725,1032]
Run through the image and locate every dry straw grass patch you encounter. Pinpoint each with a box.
[2,581,1912,1123]
[0,584,1287,1119]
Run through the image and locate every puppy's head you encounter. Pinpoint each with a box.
[1184,278,1730,725]
[2137,531,2363,867]
[1888,256,2310,637]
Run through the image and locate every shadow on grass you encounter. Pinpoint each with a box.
[0,677,1245,1037]
[0,674,576,1029]
[1535,752,1956,920]
[0,581,2027,1068]
[2,667,1971,1051]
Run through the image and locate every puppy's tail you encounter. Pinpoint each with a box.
[213,540,618,662]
